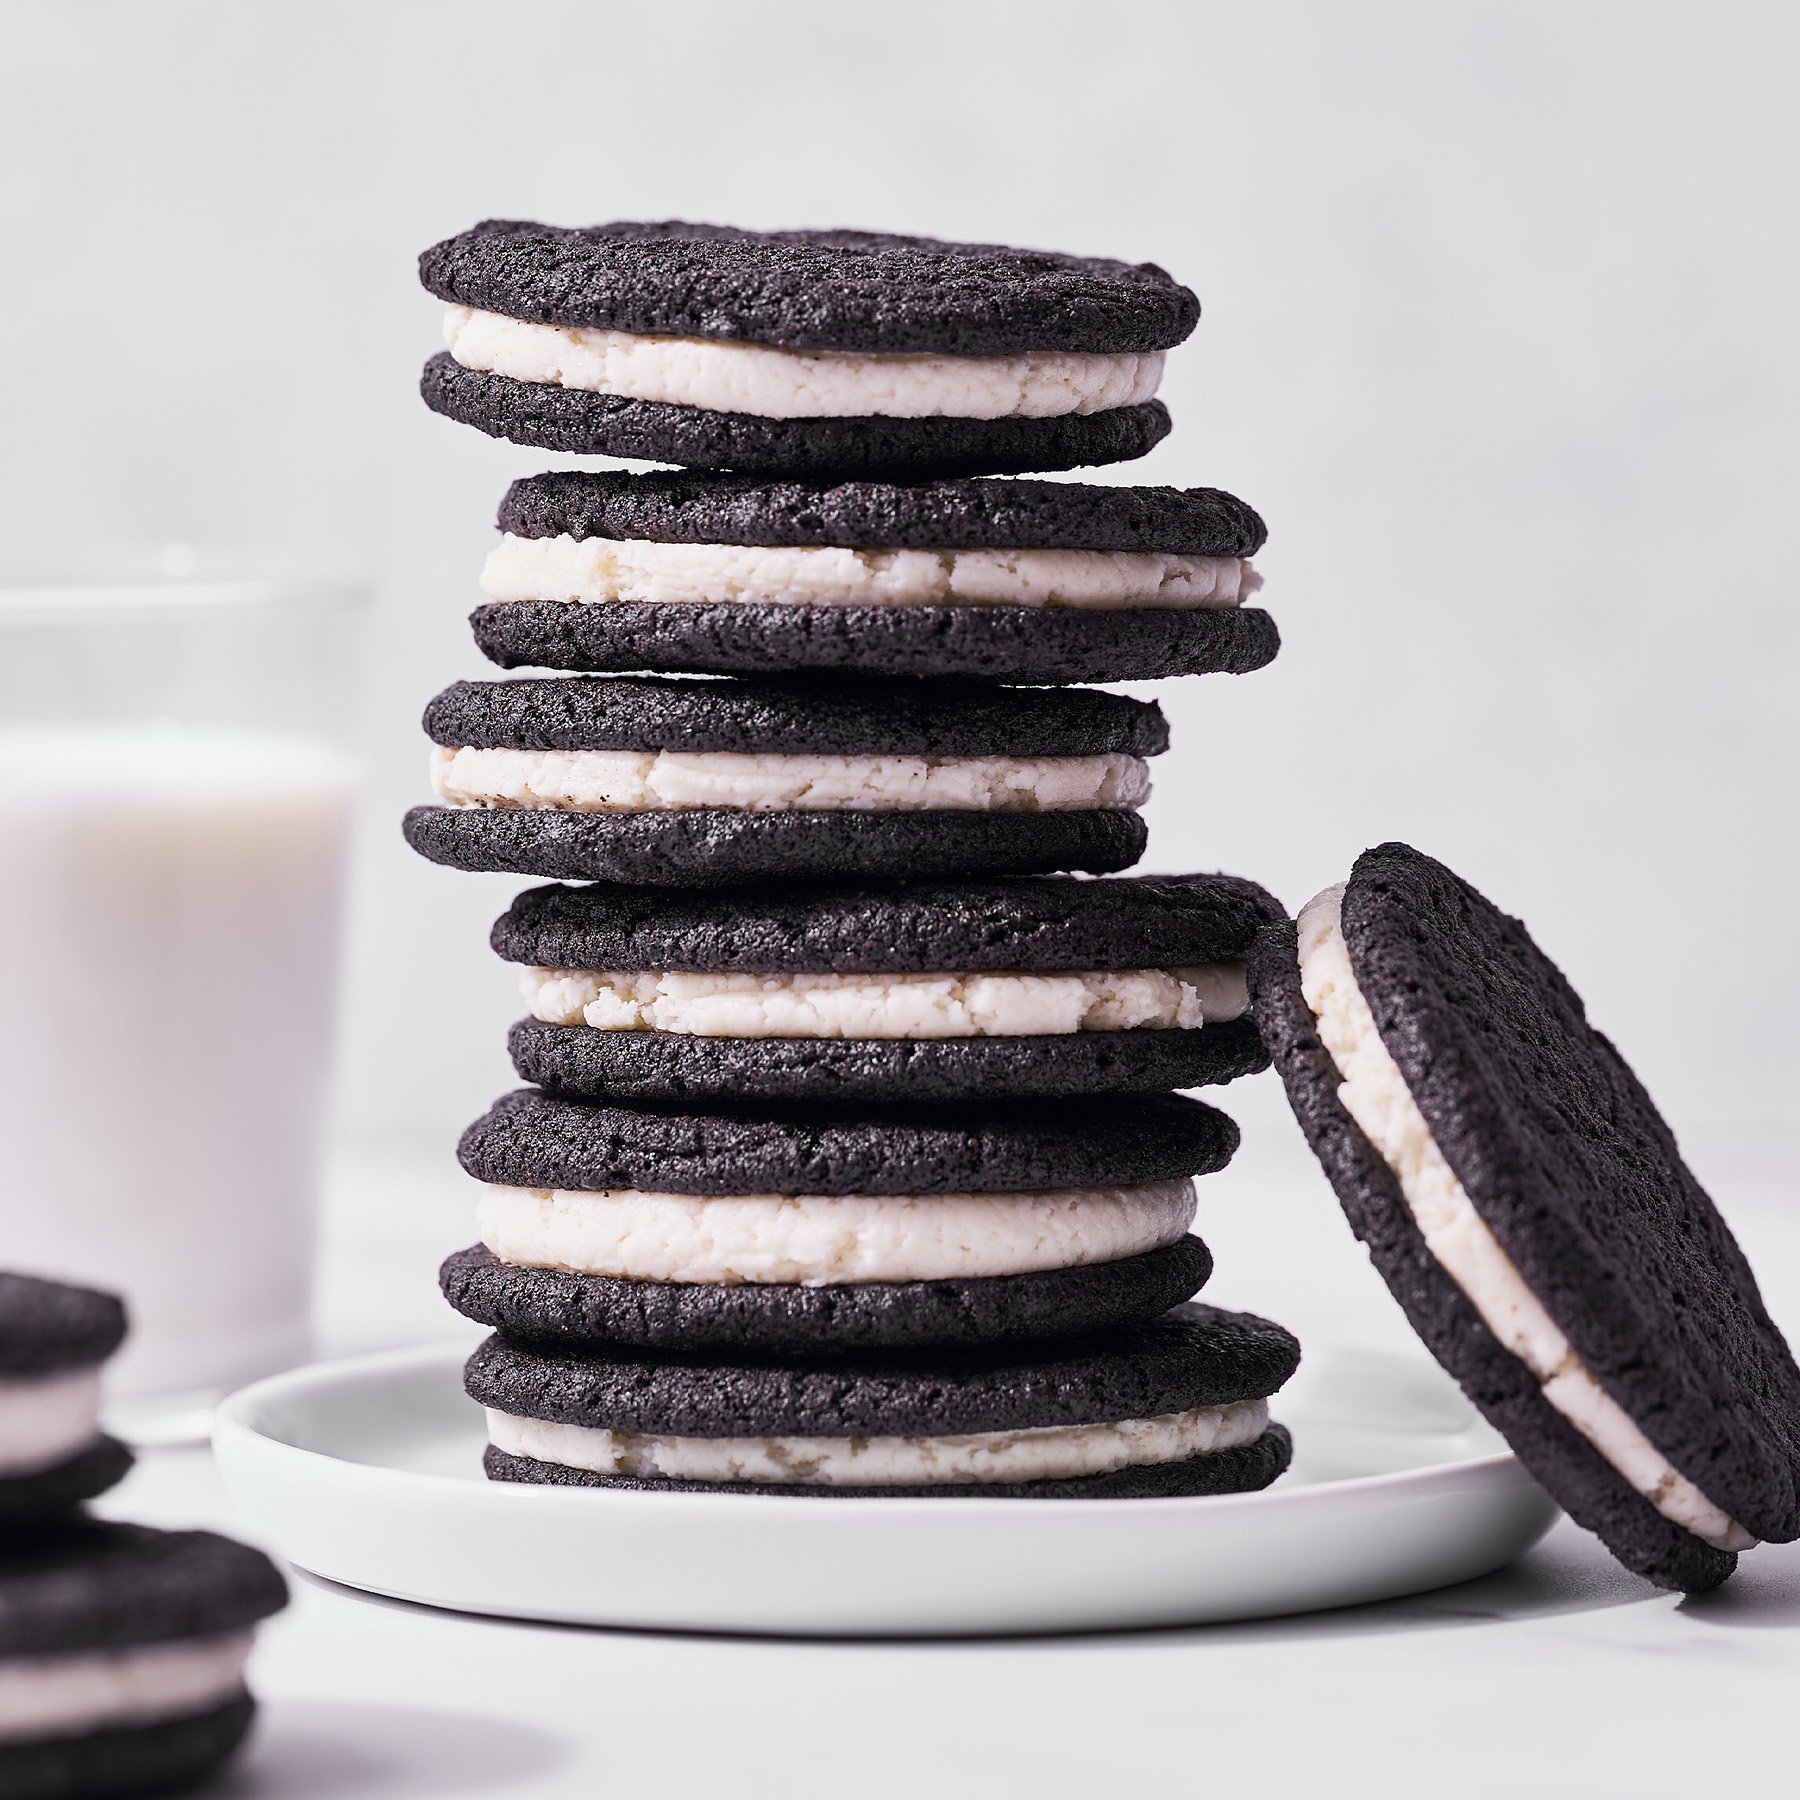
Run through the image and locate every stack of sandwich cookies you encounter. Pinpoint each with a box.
[404,673,1165,884]
[0,1274,130,1522]
[415,213,1301,1499]
[419,221,1194,477]
[1248,843,1800,1591]
[475,471,1275,684]
[468,1304,1298,1498]
[498,873,1280,1104]
[0,1524,287,1799]
[441,1088,1234,1355]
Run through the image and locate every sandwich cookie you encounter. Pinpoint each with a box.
[0,1522,287,1798]
[404,675,1162,885]
[0,1273,131,1522]
[473,471,1278,685]
[468,1303,1298,1496]
[1248,843,1800,1592]
[498,873,1282,1106]
[442,1088,1236,1353]
[419,219,1192,477]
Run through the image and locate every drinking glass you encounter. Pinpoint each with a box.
[0,547,365,1422]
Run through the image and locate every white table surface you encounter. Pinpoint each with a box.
[97,1121,1800,1800]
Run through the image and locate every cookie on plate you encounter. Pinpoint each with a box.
[0,1272,131,1522]
[442,1088,1236,1355]
[418,220,1193,477]
[466,1302,1298,1496]
[0,1522,287,1798]
[403,674,1162,885]
[1248,842,1800,1592]
[497,873,1281,1106]
[473,471,1277,685]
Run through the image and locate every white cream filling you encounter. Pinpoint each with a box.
[487,1396,1268,1488]
[0,1633,252,1745]
[430,745,1149,813]
[523,964,1248,1038]
[444,305,1163,420]
[0,1367,103,1477]
[481,534,1259,614]
[1296,882,1755,1554]
[478,1178,1196,1285]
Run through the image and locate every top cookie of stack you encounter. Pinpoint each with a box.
[421,219,1195,478]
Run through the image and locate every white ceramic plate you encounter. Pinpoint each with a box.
[214,1341,1556,1637]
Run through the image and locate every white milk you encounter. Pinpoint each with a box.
[0,726,354,1396]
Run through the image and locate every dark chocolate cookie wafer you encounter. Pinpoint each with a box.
[0,1272,131,1519]
[409,675,1162,885]
[441,1236,1213,1356]
[497,471,1259,550]
[459,1088,1238,1197]
[506,1014,1268,1105]
[422,359,1172,479]
[472,598,1278,685]
[420,221,1199,354]
[404,804,1147,885]
[468,1303,1297,1498]
[497,873,1277,1104]
[1248,843,1800,1591]
[0,1522,287,1799]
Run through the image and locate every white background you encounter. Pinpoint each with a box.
[3,0,1793,1153]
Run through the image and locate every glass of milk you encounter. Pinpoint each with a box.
[0,548,364,1423]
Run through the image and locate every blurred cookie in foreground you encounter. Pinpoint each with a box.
[1248,841,1800,1592]
[466,1303,1298,1497]
[473,471,1276,685]
[495,873,1281,1107]
[403,675,1162,886]
[0,1273,131,1522]
[418,220,1193,477]
[444,1088,1237,1355]
[0,1522,287,1797]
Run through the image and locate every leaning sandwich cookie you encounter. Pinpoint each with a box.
[418,220,1193,477]
[466,1303,1298,1497]
[0,1523,287,1799]
[0,1273,131,1522]
[473,471,1276,685]
[402,674,1163,885]
[497,873,1281,1106]
[1248,842,1800,1591]
[441,1088,1236,1354]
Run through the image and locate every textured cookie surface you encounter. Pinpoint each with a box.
[0,1272,127,1375]
[423,674,1166,756]
[458,1088,1238,1196]
[0,1439,133,1522]
[441,1237,1212,1355]
[466,1301,1300,1437]
[1248,915,1738,1592]
[493,873,1279,973]
[404,806,1147,885]
[471,596,1281,684]
[1341,844,1800,1548]
[508,1015,1269,1106]
[485,1427,1292,1499]
[423,358,1172,478]
[420,220,1199,354]
[0,1523,288,1657]
[498,471,1266,554]
[0,1695,256,1800]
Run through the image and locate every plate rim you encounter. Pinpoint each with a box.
[213,1338,1541,1516]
